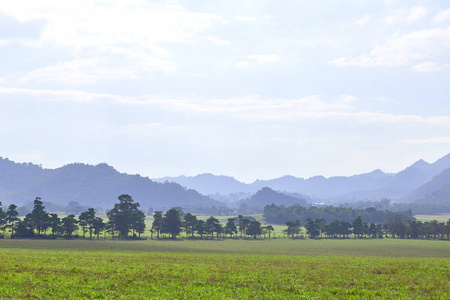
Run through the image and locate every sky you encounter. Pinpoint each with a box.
[0,0,449,183]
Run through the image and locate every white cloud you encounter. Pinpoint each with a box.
[0,0,222,83]
[233,16,256,22]
[205,35,232,46]
[18,59,138,85]
[247,54,281,64]
[433,9,450,24]
[404,137,450,144]
[411,61,443,72]
[385,6,427,24]
[339,94,358,103]
[330,26,450,67]
[356,15,371,26]
[406,6,427,23]
[235,61,251,67]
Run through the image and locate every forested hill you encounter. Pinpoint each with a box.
[0,158,221,210]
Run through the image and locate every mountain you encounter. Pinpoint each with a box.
[405,166,450,204]
[0,158,221,210]
[152,153,450,203]
[153,173,252,195]
[241,187,307,209]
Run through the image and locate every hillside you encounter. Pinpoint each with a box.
[241,187,307,209]
[153,153,450,203]
[0,158,221,211]
[404,167,450,203]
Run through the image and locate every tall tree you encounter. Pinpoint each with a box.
[163,208,182,239]
[152,211,164,239]
[62,214,79,237]
[92,217,105,239]
[79,208,96,239]
[48,213,62,237]
[285,220,301,239]
[224,218,237,238]
[0,202,6,237]
[183,213,198,238]
[206,216,221,239]
[107,194,145,238]
[352,216,364,238]
[28,197,49,235]
[305,218,320,239]
[195,220,207,239]
[246,220,262,239]
[5,204,19,237]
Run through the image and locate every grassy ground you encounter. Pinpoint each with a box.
[0,239,449,299]
[414,214,450,222]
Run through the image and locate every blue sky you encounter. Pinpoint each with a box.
[0,0,449,182]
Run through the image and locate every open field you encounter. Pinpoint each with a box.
[0,239,449,299]
[415,214,450,222]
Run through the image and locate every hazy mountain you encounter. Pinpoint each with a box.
[152,153,450,203]
[154,173,252,195]
[404,166,450,204]
[0,158,221,210]
[241,187,307,209]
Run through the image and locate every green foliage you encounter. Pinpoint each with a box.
[107,194,146,238]
[264,203,414,225]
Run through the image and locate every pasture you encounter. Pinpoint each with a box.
[0,239,449,299]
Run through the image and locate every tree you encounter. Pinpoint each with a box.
[305,218,320,239]
[92,217,105,239]
[352,216,364,238]
[195,220,207,239]
[206,216,221,239]
[0,202,6,237]
[6,204,19,237]
[132,210,146,238]
[107,194,145,238]
[163,208,182,239]
[264,225,274,239]
[238,215,250,238]
[224,218,237,238]
[246,221,262,239]
[183,213,198,238]
[79,208,96,239]
[27,197,49,235]
[48,213,62,236]
[285,220,301,238]
[152,211,164,239]
[62,214,79,237]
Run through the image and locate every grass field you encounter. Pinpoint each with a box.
[414,214,450,222]
[0,239,449,299]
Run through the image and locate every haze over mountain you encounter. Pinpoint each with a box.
[154,153,450,204]
[0,157,221,211]
[240,187,307,210]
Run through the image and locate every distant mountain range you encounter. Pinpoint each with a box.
[1,153,450,213]
[154,153,450,206]
[0,158,221,211]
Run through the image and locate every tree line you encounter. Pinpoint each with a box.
[1,195,449,241]
[286,215,450,240]
[150,208,274,240]
[263,203,415,225]
[0,195,146,239]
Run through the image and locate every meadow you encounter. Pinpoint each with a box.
[0,239,449,299]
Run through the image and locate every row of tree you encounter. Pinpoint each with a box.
[0,195,146,239]
[286,215,450,240]
[150,208,274,239]
[2,195,449,240]
[263,203,415,225]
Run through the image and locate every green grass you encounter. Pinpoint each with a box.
[0,239,449,299]
[414,214,450,222]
